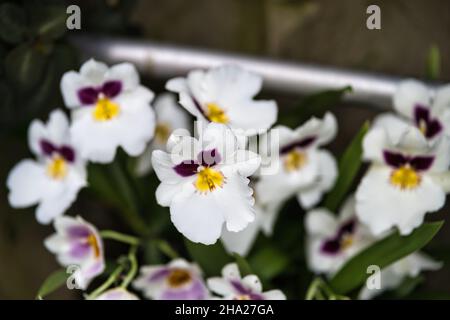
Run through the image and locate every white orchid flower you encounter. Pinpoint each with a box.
[61,59,155,163]
[256,112,338,209]
[44,216,105,290]
[359,252,441,300]
[375,80,450,144]
[133,259,209,300]
[207,263,286,300]
[355,123,450,236]
[136,93,191,176]
[221,179,283,257]
[305,197,375,275]
[166,65,277,135]
[7,110,87,224]
[152,122,261,245]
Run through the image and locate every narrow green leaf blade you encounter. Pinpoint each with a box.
[323,121,369,212]
[36,269,68,299]
[184,239,232,276]
[329,221,444,295]
[249,245,289,281]
[426,45,440,80]
[233,253,253,276]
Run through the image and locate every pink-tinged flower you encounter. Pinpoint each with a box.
[355,123,450,236]
[305,197,375,275]
[44,216,105,290]
[166,65,277,135]
[152,122,261,245]
[61,59,156,163]
[256,112,337,211]
[136,93,191,176]
[7,110,87,224]
[375,80,450,143]
[133,259,209,300]
[207,263,286,300]
[95,288,139,300]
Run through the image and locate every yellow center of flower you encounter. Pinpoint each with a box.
[47,155,68,180]
[340,234,354,251]
[235,295,251,300]
[155,123,171,143]
[93,97,120,121]
[390,165,421,190]
[283,150,307,172]
[418,119,427,135]
[194,167,225,193]
[206,103,229,124]
[87,234,101,258]
[167,269,192,288]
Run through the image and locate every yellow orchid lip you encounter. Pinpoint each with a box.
[167,269,192,288]
[92,96,120,121]
[390,165,421,190]
[47,155,68,180]
[205,103,229,124]
[283,149,308,172]
[194,166,225,193]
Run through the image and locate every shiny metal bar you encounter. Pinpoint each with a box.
[70,35,439,110]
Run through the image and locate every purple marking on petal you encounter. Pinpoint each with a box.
[230,280,252,295]
[160,279,208,300]
[248,293,264,300]
[383,150,408,168]
[410,155,434,171]
[173,160,199,177]
[78,87,99,105]
[320,219,356,256]
[414,105,443,139]
[280,136,316,154]
[40,139,56,156]
[148,268,171,282]
[102,81,122,98]
[69,242,91,259]
[67,225,91,239]
[198,149,221,167]
[59,146,75,163]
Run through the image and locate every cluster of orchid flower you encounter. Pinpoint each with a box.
[6,58,450,300]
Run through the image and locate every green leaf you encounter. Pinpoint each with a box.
[28,4,67,40]
[249,245,289,281]
[4,43,47,92]
[233,253,253,276]
[293,86,352,124]
[184,239,232,276]
[323,121,369,212]
[329,221,444,295]
[0,3,27,44]
[36,269,68,299]
[426,45,440,80]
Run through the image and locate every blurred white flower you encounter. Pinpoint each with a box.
[355,123,450,236]
[221,180,283,257]
[152,122,261,245]
[375,80,450,143]
[305,196,441,299]
[136,93,191,176]
[359,252,441,300]
[44,216,105,290]
[166,65,277,135]
[256,112,338,210]
[61,59,155,163]
[7,110,87,224]
[133,259,208,300]
[305,197,376,275]
[95,288,139,300]
[207,263,286,300]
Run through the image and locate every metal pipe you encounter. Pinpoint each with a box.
[69,35,439,110]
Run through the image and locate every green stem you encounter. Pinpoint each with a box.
[305,278,322,300]
[86,265,125,300]
[121,246,138,289]
[156,239,179,259]
[110,161,150,236]
[100,230,141,246]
